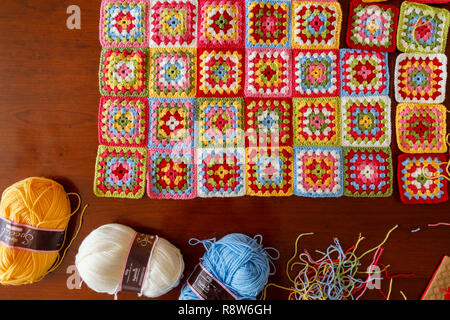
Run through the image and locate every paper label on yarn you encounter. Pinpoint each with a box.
[0,216,65,252]
[121,233,157,293]
[186,264,237,300]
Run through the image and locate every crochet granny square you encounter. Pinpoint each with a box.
[245,0,291,48]
[291,0,342,49]
[341,96,391,148]
[148,98,195,149]
[246,147,294,196]
[394,53,447,104]
[343,147,393,197]
[292,49,339,97]
[397,1,450,53]
[293,97,340,147]
[147,148,196,199]
[196,98,244,148]
[398,153,448,204]
[294,146,343,198]
[149,47,196,97]
[99,48,149,97]
[245,98,292,148]
[149,0,197,47]
[197,148,246,197]
[197,49,244,97]
[346,0,399,53]
[245,49,291,97]
[94,145,147,199]
[198,0,244,48]
[340,49,389,97]
[396,103,447,154]
[98,97,149,147]
[100,0,150,47]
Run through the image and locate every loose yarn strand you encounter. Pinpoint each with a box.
[43,195,87,278]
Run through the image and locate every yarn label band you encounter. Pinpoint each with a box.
[186,263,237,300]
[0,216,65,252]
[121,233,157,293]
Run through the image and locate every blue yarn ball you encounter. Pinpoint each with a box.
[179,233,275,300]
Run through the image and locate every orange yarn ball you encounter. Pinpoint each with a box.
[0,177,72,285]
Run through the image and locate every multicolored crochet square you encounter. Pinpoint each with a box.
[246,147,293,196]
[98,97,149,147]
[197,148,246,197]
[394,53,447,104]
[396,103,447,154]
[340,49,389,97]
[343,147,393,197]
[292,49,339,97]
[196,98,244,148]
[149,48,196,97]
[147,148,196,199]
[294,146,343,198]
[94,145,147,199]
[398,153,448,204]
[197,49,244,97]
[100,0,149,47]
[245,49,291,97]
[346,0,399,53]
[245,98,292,148]
[149,0,197,47]
[148,98,195,149]
[99,48,149,96]
[198,0,244,48]
[245,0,291,48]
[341,96,391,148]
[293,97,340,147]
[397,1,450,53]
[291,0,342,49]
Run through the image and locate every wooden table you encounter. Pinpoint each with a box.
[0,0,448,300]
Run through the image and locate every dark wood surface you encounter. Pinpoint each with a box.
[0,0,448,300]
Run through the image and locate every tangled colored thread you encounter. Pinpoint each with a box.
[264,225,406,300]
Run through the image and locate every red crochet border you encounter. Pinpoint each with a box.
[345,0,399,53]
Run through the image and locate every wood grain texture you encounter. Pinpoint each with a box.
[0,0,448,300]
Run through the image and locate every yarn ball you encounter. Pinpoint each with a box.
[75,223,185,298]
[0,177,72,285]
[179,233,275,300]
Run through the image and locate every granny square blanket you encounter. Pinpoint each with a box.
[94,0,449,201]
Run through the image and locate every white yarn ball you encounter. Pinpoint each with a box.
[75,223,184,298]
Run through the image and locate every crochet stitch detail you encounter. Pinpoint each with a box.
[149,0,197,47]
[98,96,149,147]
[99,47,149,97]
[394,53,447,104]
[197,148,246,197]
[148,98,196,149]
[398,153,448,205]
[293,97,340,147]
[346,0,399,53]
[94,145,147,199]
[340,49,389,97]
[147,148,197,199]
[397,1,450,53]
[293,49,340,97]
[343,147,393,197]
[341,96,391,148]
[245,98,293,148]
[246,147,294,196]
[294,146,343,198]
[396,103,447,154]
[100,0,150,47]
[291,0,342,49]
